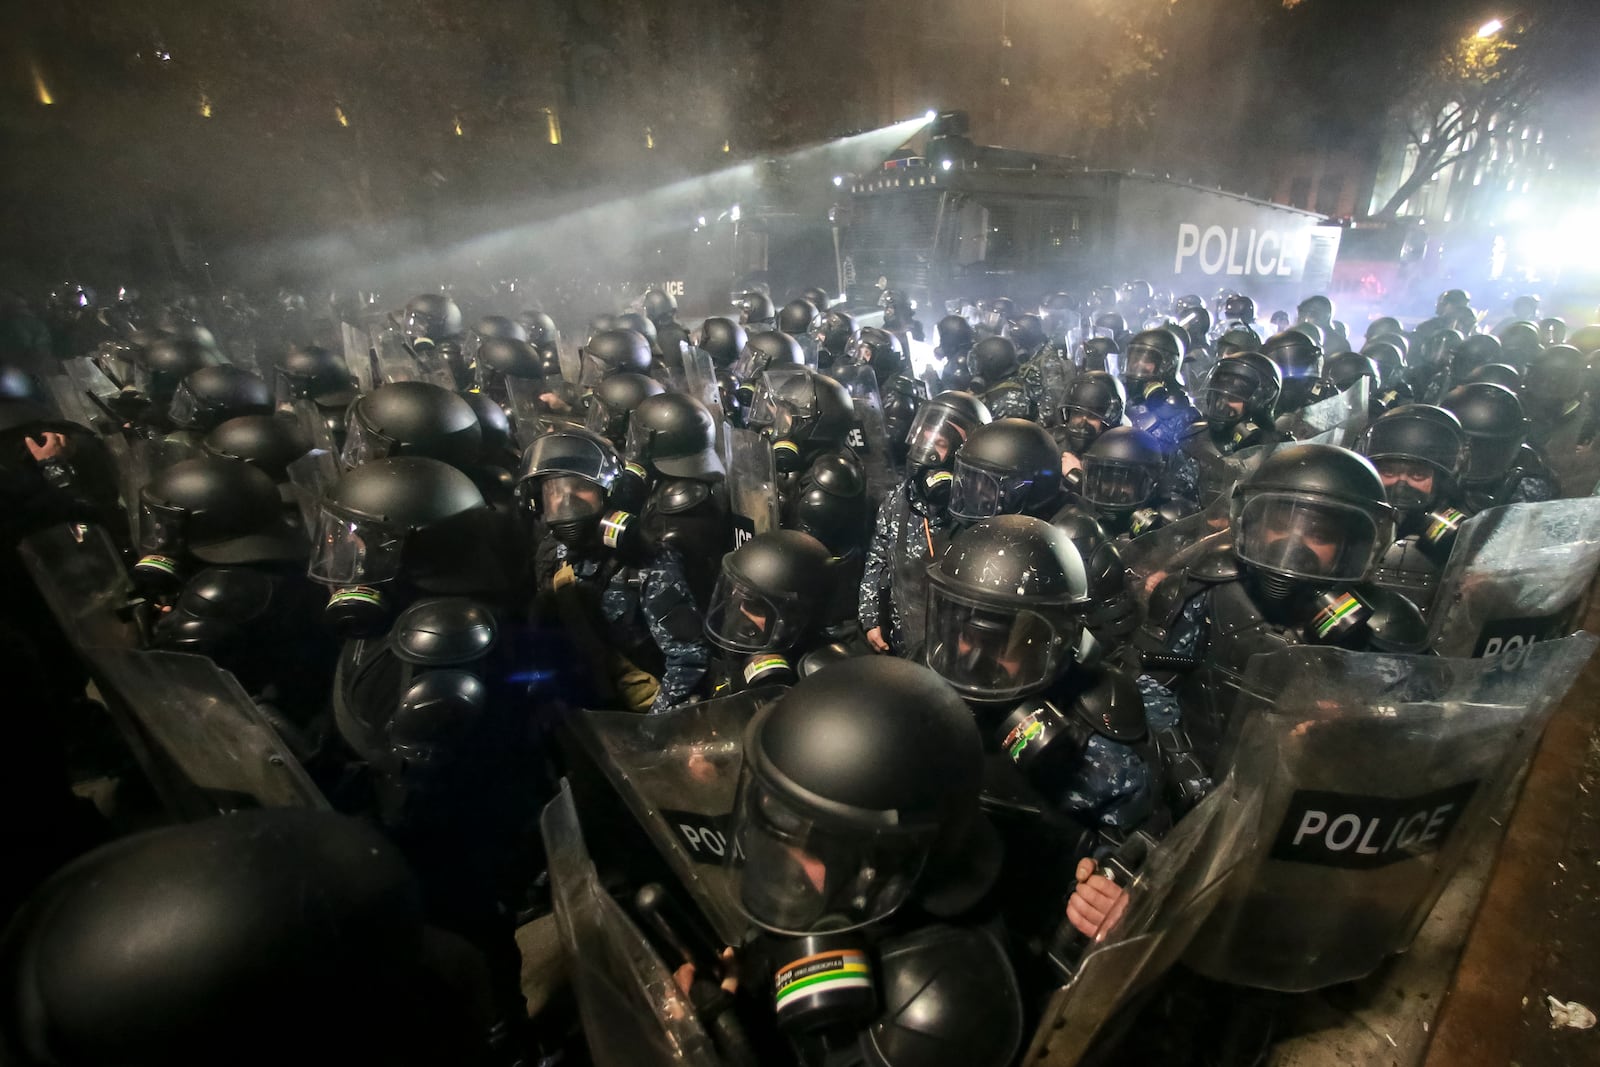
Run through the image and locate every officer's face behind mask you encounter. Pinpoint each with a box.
[1080,459,1155,512]
[924,594,1079,702]
[538,474,605,545]
[705,571,805,653]
[1233,494,1383,583]
[732,767,929,936]
[904,406,970,470]
[1204,372,1254,427]
[1374,458,1437,512]
[948,458,1033,524]
[309,506,407,588]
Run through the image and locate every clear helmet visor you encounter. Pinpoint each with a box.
[536,473,607,524]
[137,499,187,556]
[1232,493,1386,582]
[948,460,1034,522]
[579,351,608,390]
[923,586,1079,700]
[337,413,391,470]
[730,771,931,935]
[1081,458,1158,510]
[904,405,973,468]
[730,346,766,384]
[308,507,406,586]
[167,382,201,428]
[704,572,804,653]
[1464,433,1523,481]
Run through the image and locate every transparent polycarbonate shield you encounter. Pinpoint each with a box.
[1184,438,1277,509]
[1121,492,1235,613]
[571,688,786,946]
[828,363,895,505]
[1179,350,1216,399]
[340,322,376,395]
[61,356,126,431]
[905,337,940,381]
[542,783,722,1067]
[290,396,338,453]
[287,448,340,531]
[1282,379,1369,446]
[373,330,453,389]
[87,648,331,816]
[557,340,583,392]
[1428,498,1600,657]
[1022,773,1260,1065]
[17,523,140,651]
[120,436,198,547]
[725,427,779,547]
[680,347,729,462]
[1183,636,1596,992]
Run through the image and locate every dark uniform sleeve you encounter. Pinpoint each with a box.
[857,488,899,632]
[640,547,710,713]
[1508,474,1558,503]
[1056,737,1155,832]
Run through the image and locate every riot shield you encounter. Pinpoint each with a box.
[571,688,787,946]
[340,322,376,395]
[905,337,940,381]
[86,648,330,818]
[372,330,454,389]
[17,523,140,651]
[1428,498,1600,657]
[1120,492,1234,611]
[1281,379,1369,446]
[60,356,127,433]
[542,782,723,1067]
[827,363,895,506]
[557,339,583,393]
[680,347,729,463]
[725,428,779,549]
[1179,350,1215,399]
[290,396,338,453]
[1183,636,1597,992]
[118,436,198,547]
[287,448,341,530]
[1022,772,1260,1065]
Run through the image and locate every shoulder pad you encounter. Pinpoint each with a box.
[1183,531,1241,583]
[392,597,499,666]
[653,477,712,514]
[1070,666,1148,743]
[1209,579,1267,638]
[152,611,240,655]
[176,567,277,621]
[1353,583,1430,653]
[1147,571,1193,630]
[798,642,864,677]
[806,451,866,497]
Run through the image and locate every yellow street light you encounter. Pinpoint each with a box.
[199,93,213,118]
[335,103,349,127]
[31,62,53,105]
[1477,18,1503,37]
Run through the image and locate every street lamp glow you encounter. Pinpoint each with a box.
[730,204,741,222]
[924,109,937,122]
[832,175,843,186]
[940,159,953,171]
[1477,18,1503,37]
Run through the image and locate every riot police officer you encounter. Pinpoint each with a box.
[1075,426,1189,540]
[1298,294,1348,355]
[703,528,841,694]
[935,313,977,390]
[1141,444,1427,764]
[733,290,776,331]
[1164,350,1285,507]
[518,309,566,381]
[400,293,469,390]
[520,427,707,713]
[273,344,357,449]
[340,381,483,474]
[1265,328,1337,427]
[167,365,275,439]
[579,327,653,392]
[860,390,991,656]
[1362,337,1413,416]
[1121,328,1197,446]
[728,330,805,428]
[967,335,1021,395]
[1049,503,1141,668]
[584,371,665,449]
[778,298,820,361]
[948,418,1065,527]
[202,414,312,487]
[761,367,873,560]
[1440,382,1559,508]
[1058,370,1126,477]
[1522,343,1589,448]
[643,287,693,358]
[1356,404,1470,616]
[812,308,855,370]
[847,326,924,469]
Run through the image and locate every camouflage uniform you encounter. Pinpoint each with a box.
[1055,733,1155,833]
[541,537,708,713]
[1126,380,1200,449]
[858,478,953,656]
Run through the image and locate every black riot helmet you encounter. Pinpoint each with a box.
[1048,503,1138,647]
[1441,382,1529,484]
[734,290,776,327]
[1203,352,1281,430]
[1040,292,1081,339]
[704,529,833,654]
[1288,320,1326,351]
[1264,328,1323,380]
[851,326,906,383]
[168,365,275,432]
[585,372,665,444]
[1177,305,1212,351]
[1495,320,1543,368]
[765,368,855,450]
[135,335,213,400]
[310,457,488,596]
[779,298,820,337]
[203,415,312,482]
[732,330,805,385]
[582,328,652,387]
[1436,289,1472,317]
[1366,316,1404,343]
[275,344,355,406]
[1357,404,1466,513]
[732,657,984,934]
[1119,279,1154,308]
[1223,293,1257,325]
[1092,311,1127,343]
[936,314,976,356]
[1523,344,1588,418]
[0,810,434,1067]
[1230,444,1394,598]
[642,287,678,326]
[1325,351,1381,393]
[1008,314,1048,354]
[137,457,303,579]
[1297,294,1334,327]
[1080,335,1120,375]
[459,392,514,468]
[1413,326,1463,373]
[1122,328,1182,389]
[801,286,832,312]
[340,381,482,472]
[1361,339,1407,387]
[978,297,1016,332]
[514,427,621,546]
[1538,317,1566,345]
[518,310,559,348]
[623,395,719,484]
[948,419,1063,523]
[814,309,856,357]
[616,313,658,350]
[401,293,463,344]
[1061,371,1127,455]
[698,316,748,367]
[476,336,545,402]
[905,390,992,471]
[473,314,526,343]
[1173,293,1206,315]
[1215,327,1263,357]
[1463,362,1523,391]
[1452,333,1503,383]
[1079,427,1164,516]
[925,515,1088,702]
[860,925,1023,1067]
[969,336,1019,386]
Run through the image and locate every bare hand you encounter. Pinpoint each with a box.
[1066,857,1130,940]
[866,626,890,653]
[1062,451,1083,475]
[26,431,67,462]
[539,392,569,413]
